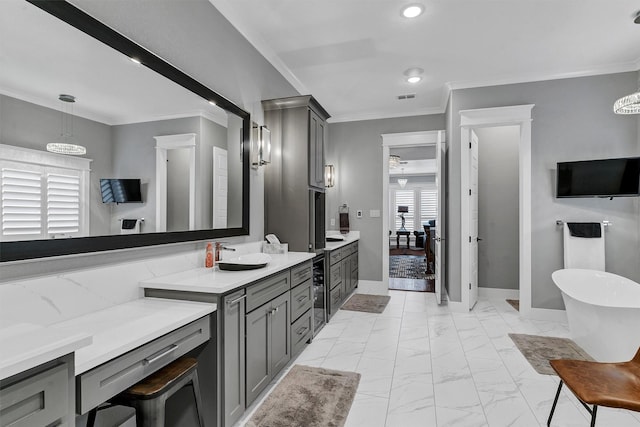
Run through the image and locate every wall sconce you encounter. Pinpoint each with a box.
[251,125,271,169]
[325,164,335,188]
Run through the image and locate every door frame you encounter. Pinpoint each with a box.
[459,105,534,315]
[381,130,446,294]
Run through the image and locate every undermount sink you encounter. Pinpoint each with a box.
[218,253,272,271]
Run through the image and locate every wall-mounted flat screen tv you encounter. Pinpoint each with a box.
[556,157,640,198]
[100,179,143,203]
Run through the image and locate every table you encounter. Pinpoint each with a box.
[396,230,410,249]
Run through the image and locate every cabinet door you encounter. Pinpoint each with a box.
[245,304,270,406]
[341,256,351,300]
[270,292,291,377]
[308,109,325,189]
[223,290,246,426]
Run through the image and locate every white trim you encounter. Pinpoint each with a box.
[0,144,92,170]
[527,308,568,322]
[446,294,468,313]
[329,106,445,124]
[459,105,534,316]
[356,280,388,296]
[478,287,519,300]
[154,134,197,232]
[381,130,446,296]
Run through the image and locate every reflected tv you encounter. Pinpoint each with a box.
[100,179,143,203]
[556,157,640,198]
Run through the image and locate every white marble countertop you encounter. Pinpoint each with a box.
[50,298,215,375]
[0,323,91,381]
[324,231,360,251]
[141,252,316,294]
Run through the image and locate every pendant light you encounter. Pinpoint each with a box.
[46,94,87,155]
[397,168,408,188]
[389,154,400,169]
[613,13,640,115]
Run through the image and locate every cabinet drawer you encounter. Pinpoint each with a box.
[290,279,312,322]
[246,271,290,313]
[330,286,342,309]
[291,310,312,357]
[329,263,342,289]
[349,243,358,255]
[0,363,68,427]
[290,261,313,288]
[77,316,210,414]
[329,248,342,265]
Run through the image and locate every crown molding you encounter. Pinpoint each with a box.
[447,61,640,91]
[208,0,308,96]
[329,106,445,124]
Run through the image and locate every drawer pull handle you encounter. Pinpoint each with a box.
[226,294,247,306]
[296,326,308,335]
[297,295,308,303]
[143,344,178,365]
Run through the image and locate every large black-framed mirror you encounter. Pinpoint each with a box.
[0,0,250,262]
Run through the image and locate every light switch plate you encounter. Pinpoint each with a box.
[356,210,363,218]
[330,218,336,226]
[369,209,381,218]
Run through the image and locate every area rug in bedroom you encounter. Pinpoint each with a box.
[509,333,594,375]
[246,365,360,427]
[389,255,429,279]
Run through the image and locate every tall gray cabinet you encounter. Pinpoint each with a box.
[262,96,330,252]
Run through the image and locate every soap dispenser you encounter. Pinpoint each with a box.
[205,242,214,268]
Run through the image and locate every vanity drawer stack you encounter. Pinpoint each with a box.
[326,241,359,319]
[290,261,313,357]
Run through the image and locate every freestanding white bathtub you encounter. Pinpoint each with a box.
[552,269,640,362]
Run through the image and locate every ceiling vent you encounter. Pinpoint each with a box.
[397,94,416,100]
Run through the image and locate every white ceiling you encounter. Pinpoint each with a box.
[210,0,640,123]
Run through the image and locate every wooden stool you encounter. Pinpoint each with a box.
[88,357,205,427]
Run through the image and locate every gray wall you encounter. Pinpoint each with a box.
[447,72,640,308]
[326,114,445,282]
[0,94,113,236]
[475,126,519,290]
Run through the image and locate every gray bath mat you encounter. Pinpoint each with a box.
[341,293,391,314]
[506,299,519,311]
[509,333,594,375]
[246,365,360,427]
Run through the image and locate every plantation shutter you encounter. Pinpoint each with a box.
[420,188,437,224]
[47,171,81,237]
[394,190,414,231]
[1,165,43,239]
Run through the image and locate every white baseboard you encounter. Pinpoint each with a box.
[526,307,567,322]
[478,287,519,300]
[356,280,388,295]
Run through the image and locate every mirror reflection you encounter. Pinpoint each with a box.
[0,0,244,242]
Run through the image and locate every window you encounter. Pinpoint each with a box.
[390,186,438,232]
[0,145,91,241]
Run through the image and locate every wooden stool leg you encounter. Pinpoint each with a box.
[190,372,205,427]
[547,380,563,426]
[590,405,598,427]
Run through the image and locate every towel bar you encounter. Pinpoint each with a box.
[555,220,611,227]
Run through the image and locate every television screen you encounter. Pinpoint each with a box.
[556,157,640,198]
[100,179,142,203]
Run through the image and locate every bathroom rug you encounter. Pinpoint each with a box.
[341,294,391,314]
[509,333,594,375]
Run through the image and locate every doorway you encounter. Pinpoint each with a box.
[381,130,446,302]
[459,105,534,314]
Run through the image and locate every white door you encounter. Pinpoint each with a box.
[213,147,228,229]
[469,130,479,310]
[435,137,446,304]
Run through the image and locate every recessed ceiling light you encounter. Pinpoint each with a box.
[407,76,422,84]
[130,57,142,65]
[209,101,217,106]
[402,4,424,18]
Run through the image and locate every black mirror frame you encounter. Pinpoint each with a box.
[0,0,250,262]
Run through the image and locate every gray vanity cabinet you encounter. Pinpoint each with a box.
[326,242,359,319]
[309,108,326,189]
[222,290,246,426]
[0,355,74,427]
[246,291,290,406]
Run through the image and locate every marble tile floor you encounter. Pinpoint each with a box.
[237,291,640,427]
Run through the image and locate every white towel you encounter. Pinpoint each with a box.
[563,223,605,270]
